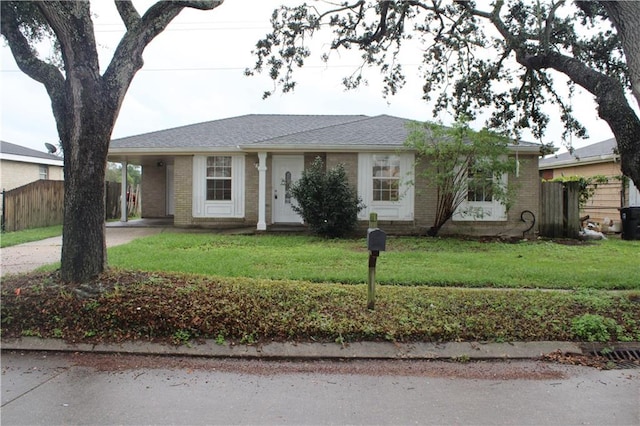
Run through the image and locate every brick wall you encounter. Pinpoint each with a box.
[326,153,358,187]
[174,156,193,226]
[162,151,540,237]
[141,162,166,217]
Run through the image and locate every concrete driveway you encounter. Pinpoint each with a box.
[0,227,163,277]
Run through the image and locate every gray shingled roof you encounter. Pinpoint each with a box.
[539,138,617,167]
[109,114,542,151]
[110,114,369,149]
[246,114,411,147]
[0,140,62,161]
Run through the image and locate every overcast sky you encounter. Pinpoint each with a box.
[0,0,618,155]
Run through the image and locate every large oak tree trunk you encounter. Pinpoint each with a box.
[602,2,640,112]
[60,125,111,283]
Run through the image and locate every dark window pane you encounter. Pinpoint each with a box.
[206,179,232,201]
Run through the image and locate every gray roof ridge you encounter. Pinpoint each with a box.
[245,114,373,145]
[111,114,257,142]
[111,113,370,143]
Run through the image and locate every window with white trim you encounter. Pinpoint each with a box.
[193,155,245,218]
[358,153,414,221]
[372,155,400,201]
[467,168,493,202]
[39,165,48,180]
[454,166,507,221]
[206,156,232,201]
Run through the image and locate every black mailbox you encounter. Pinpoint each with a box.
[367,228,386,252]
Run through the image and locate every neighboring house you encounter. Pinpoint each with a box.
[539,138,640,227]
[0,140,64,191]
[108,114,542,237]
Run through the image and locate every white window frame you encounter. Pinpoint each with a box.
[205,156,233,201]
[193,155,245,218]
[39,165,48,180]
[453,167,508,221]
[358,153,414,221]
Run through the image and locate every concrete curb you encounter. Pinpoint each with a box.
[1,338,583,360]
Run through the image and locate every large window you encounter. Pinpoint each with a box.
[193,155,245,218]
[358,153,414,221]
[467,168,493,202]
[372,155,400,201]
[206,156,232,200]
[454,166,507,221]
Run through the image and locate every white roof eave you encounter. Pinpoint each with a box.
[540,154,619,169]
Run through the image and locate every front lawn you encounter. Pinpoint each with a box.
[0,225,62,248]
[2,233,638,345]
[107,233,640,290]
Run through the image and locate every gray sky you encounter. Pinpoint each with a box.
[0,0,616,154]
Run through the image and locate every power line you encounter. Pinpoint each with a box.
[1,63,421,73]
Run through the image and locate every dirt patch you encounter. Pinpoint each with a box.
[51,351,569,380]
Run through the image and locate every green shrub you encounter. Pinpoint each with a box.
[571,314,619,342]
[290,157,365,238]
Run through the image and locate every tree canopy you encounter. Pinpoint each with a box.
[249,0,640,190]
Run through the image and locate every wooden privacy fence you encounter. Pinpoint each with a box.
[2,181,141,232]
[539,181,581,238]
[1,180,64,232]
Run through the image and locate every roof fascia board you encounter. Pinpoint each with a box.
[507,145,543,154]
[108,147,244,156]
[539,154,619,169]
[0,153,63,166]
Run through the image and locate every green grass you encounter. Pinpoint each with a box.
[108,233,640,290]
[0,225,62,248]
[2,270,639,344]
[4,232,639,345]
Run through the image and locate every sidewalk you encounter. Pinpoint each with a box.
[0,227,164,277]
[1,336,584,361]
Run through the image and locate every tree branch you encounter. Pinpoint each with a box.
[103,0,223,111]
[37,2,100,77]
[0,2,65,122]
[115,1,141,31]
[542,0,565,53]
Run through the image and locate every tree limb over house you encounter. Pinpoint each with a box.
[248,0,640,190]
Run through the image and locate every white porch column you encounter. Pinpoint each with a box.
[120,160,128,222]
[257,152,267,231]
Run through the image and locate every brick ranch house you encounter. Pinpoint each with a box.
[107,114,543,237]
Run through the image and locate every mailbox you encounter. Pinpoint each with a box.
[367,228,386,252]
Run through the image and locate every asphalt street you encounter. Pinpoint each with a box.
[2,351,639,425]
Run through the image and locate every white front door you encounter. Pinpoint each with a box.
[272,155,304,223]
